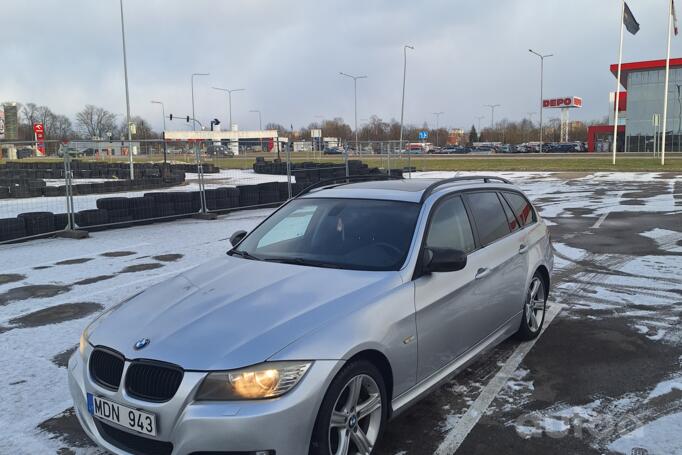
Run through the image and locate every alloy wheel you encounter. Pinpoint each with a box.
[526,277,546,333]
[328,374,383,455]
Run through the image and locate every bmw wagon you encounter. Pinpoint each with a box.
[69,175,553,455]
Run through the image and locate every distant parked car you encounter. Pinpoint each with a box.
[57,147,83,158]
[16,147,34,159]
[323,147,343,155]
[470,146,495,154]
[545,143,582,153]
[498,144,517,153]
[206,145,234,157]
[440,146,470,154]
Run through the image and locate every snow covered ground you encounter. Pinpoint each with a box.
[1,170,681,454]
[0,169,290,219]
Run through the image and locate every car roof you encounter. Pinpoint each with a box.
[300,177,518,203]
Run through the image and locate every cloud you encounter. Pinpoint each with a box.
[1,0,678,132]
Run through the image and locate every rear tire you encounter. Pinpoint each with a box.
[515,271,548,341]
[310,360,387,455]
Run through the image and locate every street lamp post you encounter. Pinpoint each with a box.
[250,109,263,151]
[432,112,444,147]
[484,104,500,129]
[484,104,501,141]
[529,49,553,151]
[213,87,246,130]
[118,0,134,179]
[399,45,415,177]
[191,73,209,132]
[151,100,167,164]
[339,72,367,153]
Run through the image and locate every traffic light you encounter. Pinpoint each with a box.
[186,116,190,123]
[169,114,173,121]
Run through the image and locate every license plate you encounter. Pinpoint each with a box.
[87,393,157,437]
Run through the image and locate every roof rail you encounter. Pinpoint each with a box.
[295,174,403,198]
[419,175,512,203]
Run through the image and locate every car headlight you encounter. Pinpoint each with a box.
[196,361,312,400]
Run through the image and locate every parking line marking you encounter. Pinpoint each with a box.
[591,212,609,229]
[590,190,624,229]
[434,303,565,455]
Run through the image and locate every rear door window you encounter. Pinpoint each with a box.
[502,192,537,227]
[464,192,511,246]
[426,196,476,253]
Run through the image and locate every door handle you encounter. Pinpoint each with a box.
[519,244,529,254]
[475,267,491,280]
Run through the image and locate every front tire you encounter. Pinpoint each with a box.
[310,360,387,455]
[515,272,548,340]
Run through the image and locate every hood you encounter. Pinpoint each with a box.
[89,255,400,370]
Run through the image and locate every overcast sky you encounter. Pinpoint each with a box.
[2,0,680,132]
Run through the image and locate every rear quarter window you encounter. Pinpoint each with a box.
[502,192,537,227]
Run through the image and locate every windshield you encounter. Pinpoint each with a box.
[232,198,421,271]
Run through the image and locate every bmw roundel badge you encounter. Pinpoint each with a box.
[134,338,150,350]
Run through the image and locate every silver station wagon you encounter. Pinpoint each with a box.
[69,176,553,455]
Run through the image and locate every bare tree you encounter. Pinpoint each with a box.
[118,116,157,140]
[50,115,74,140]
[75,105,117,139]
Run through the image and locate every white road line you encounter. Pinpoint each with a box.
[434,303,565,455]
[591,212,609,229]
[590,190,624,229]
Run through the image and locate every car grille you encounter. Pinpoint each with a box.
[89,348,125,390]
[95,420,173,455]
[125,361,184,402]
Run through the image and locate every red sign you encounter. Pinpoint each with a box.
[543,97,583,109]
[33,123,46,156]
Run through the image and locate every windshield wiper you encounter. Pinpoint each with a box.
[262,257,345,269]
[228,250,262,261]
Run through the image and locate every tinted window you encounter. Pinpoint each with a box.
[498,194,520,232]
[464,192,511,246]
[235,198,421,271]
[502,192,536,227]
[426,197,475,253]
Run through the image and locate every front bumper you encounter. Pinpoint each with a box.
[68,345,341,455]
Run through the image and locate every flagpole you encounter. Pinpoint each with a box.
[612,0,626,165]
[661,0,674,166]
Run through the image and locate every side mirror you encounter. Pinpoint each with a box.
[423,248,467,273]
[229,230,247,247]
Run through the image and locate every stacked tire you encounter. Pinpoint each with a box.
[128,197,155,222]
[171,192,195,215]
[144,192,176,218]
[53,212,70,230]
[257,182,280,204]
[96,197,132,225]
[17,212,55,236]
[0,218,26,242]
[213,187,240,210]
[76,209,108,228]
[238,185,260,207]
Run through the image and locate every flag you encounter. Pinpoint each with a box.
[673,0,679,35]
[623,2,640,35]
